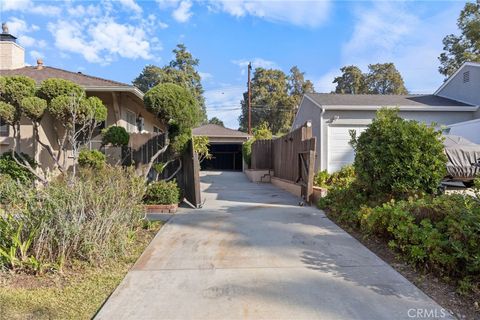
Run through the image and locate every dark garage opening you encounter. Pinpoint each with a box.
[201,143,243,171]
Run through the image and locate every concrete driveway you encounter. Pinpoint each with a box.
[96,171,451,320]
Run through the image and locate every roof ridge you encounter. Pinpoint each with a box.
[43,66,131,87]
[311,92,431,96]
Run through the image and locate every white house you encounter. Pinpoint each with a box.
[292,62,480,173]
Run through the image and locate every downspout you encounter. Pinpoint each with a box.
[319,106,326,171]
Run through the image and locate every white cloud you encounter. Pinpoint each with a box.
[199,71,213,81]
[208,0,331,28]
[18,35,35,47]
[172,1,193,22]
[232,57,278,75]
[205,85,245,128]
[343,2,418,59]
[2,0,61,16]
[158,21,169,29]
[48,18,154,64]
[313,69,338,93]
[156,0,181,9]
[118,0,142,14]
[5,17,45,48]
[30,50,44,60]
[66,4,102,17]
[317,1,463,94]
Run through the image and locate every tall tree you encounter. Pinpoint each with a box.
[439,2,480,77]
[288,66,315,105]
[333,65,367,94]
[133,44,207,121]
[366,63,408,94]
[238,66,314,134]
[208,117,224,126]
[238,68,295,134]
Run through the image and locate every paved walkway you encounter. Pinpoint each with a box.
[96,171,451,320]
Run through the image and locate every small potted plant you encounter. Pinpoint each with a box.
[144,180,180,214]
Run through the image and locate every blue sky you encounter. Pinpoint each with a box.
[0,0,467,128]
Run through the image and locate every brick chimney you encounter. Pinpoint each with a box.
[0,23,25,70]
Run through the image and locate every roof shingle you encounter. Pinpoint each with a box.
[306,93,472,107]
[192,124,250,138]
[0,66,131,88]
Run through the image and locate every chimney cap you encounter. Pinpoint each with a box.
[0,22,17,42]
[36,59,44,69]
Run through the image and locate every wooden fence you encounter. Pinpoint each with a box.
[88,131,201,207]
[251,123,316,203]
[122,133,167,167]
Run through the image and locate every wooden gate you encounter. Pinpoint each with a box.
[250,122,316,204]
[178,139,201,208]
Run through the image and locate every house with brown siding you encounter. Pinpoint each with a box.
[0,24,165,172]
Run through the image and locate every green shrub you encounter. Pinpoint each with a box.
[350,108,446,197]
[78,149,106,169]
[314,165,355,189]
[357,194,480,281]
[37,78,84,103]
[0,166,146,271]
[144,180,180,205]
[102,126,129,147]
[0,151,36,183]
[242,139,253,167]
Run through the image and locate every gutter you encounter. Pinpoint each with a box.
[84,86,144,100]
[323,105,478,112]
[319,105,326,171]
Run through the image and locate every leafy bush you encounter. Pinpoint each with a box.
[253,122,273,140]
[358,194,480,281]
[0,166,146,271]
[102,126,130,146]
[350,108,446,197]
[242,123,273,167]
[314,165,355,189]
[193,135,212,162]
[242,139,253,167]
[78,149,106,169]
[0,151,37,183]
[144,180,180,205]
[37,78,84,102]
[144,83,201,153]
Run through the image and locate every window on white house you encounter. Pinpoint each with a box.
[463,71,470,83]
[125,109,137,133]
[0,118,8,137]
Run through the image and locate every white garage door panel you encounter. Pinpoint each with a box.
[328,125,366,173]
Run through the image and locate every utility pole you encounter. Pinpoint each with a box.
[248,62,252,135]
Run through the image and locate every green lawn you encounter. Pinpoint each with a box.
[0,222,162,320]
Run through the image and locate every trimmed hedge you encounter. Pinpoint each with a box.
[144,180,180,205]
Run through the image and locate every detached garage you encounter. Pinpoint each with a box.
[292,93,478,173]
[192,124,251,171]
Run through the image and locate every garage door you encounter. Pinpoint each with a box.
[328,125,367,173]
[200,143,243,171]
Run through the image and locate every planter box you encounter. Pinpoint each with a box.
[145,204,178,214]
[312,186,328,204]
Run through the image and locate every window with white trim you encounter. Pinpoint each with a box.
[125,109,137,133]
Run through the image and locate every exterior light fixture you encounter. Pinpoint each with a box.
[136,114,145,132]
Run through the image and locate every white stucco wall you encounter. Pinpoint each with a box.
[293,98,477,172]
[447,119,480,144]
[436,64,480,119]
[292,98,322,169]
[0,42,24,70]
